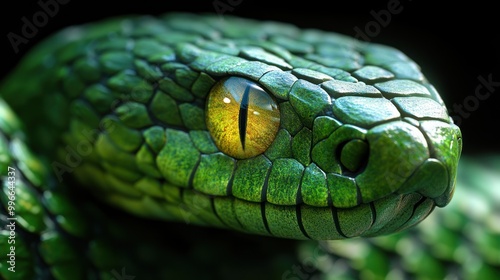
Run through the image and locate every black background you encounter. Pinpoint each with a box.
[1,0,499,155]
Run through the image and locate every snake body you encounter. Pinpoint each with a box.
[0,12,497,280]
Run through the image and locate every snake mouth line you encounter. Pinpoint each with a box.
[170,187,435,241]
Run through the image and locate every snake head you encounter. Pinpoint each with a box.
[11,13,461,241]
[197,18,462,239]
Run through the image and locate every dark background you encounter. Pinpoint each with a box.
[1,0,498,155]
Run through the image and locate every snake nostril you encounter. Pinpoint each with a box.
[339,139,369,174]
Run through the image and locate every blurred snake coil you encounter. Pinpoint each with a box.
[0,12,498,280]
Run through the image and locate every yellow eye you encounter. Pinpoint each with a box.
[206,76,280,159]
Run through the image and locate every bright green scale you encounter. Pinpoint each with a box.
[0,12,493,280]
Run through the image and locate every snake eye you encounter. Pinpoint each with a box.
[206,76,280,159]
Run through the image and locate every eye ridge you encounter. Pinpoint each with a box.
[238,84,251,150]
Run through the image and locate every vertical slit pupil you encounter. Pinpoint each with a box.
[238,85,251,150]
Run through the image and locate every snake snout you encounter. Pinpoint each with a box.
[355,120,461,207]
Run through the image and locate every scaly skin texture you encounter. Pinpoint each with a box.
[0,98,301,279]
[0,13,486,280]
[0,13,462,240]
[299,156,500,279]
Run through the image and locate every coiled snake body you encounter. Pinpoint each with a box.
[0,12,498,280]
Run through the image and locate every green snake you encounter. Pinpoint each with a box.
[0,12,498,279]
